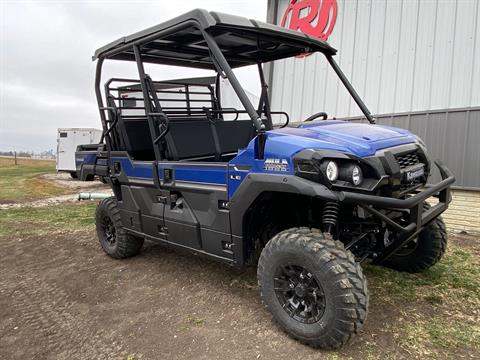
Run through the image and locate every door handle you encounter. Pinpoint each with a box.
[164,168,173,183]
[156,195,168,204]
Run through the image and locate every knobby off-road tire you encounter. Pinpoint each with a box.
[257,228,368,349]
[382,203,447,273]
[95,197,144,259]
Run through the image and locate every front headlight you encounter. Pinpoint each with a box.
[338,163,363,186]
[351,165,363,185]
[325,161,338,181]
[294,150,378,189]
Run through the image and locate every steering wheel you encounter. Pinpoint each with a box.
[304,112,328,122]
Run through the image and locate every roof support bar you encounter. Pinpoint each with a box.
[94,57,116,173]
[95,59,109,147]
[325,55,375,124]
[201,30,265,132]
[133,45,163,161]
[257,63,273,130]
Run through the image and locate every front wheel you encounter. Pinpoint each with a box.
[95,197,144,259]
[257,228,368,349]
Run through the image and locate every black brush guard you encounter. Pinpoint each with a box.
[339,161,455,264]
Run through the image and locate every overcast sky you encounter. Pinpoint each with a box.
[0,0,267,152]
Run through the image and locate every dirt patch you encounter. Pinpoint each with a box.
[0,231,389,360]
[0,194,84,209]
[40,172,109,191]
[0,173,110,209]
[1,228,477,360]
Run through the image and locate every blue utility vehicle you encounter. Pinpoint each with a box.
[76,10,454,349]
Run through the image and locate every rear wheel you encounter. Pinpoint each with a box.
[70,171,78,179]
[95,197,144,259]
[382,203,447,273]
[257,228,368,349]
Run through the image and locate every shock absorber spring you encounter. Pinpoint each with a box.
[322,201,340,234]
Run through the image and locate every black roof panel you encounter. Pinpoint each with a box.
[93,9,337,69]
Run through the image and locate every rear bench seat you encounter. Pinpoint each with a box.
[122,117,255,162]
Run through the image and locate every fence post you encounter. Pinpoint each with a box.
[14,151,17,165]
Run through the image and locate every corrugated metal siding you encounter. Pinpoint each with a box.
[270,0,480,119]
[268,0,480,188]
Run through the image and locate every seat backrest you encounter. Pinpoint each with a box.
[167,119,217,160]
[215,120,255,154]
[122,119,155,160]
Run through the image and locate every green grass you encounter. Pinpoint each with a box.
[365,245,480,303]
[396,318,480,357]
[366,243,480,356]
[426,320,480,348]
[0,157,70,202]
[0,202,97,237]
[188,317,206,327]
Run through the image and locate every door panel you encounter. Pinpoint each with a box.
[114,159,166,239]
[158,162,232,254]
[112,156,233,258]
[163,198,202,249]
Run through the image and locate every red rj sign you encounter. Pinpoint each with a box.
[281,0,337,42]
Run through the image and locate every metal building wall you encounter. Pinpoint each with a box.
[267,0,480,188]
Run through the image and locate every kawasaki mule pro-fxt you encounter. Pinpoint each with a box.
[76,9,455,349]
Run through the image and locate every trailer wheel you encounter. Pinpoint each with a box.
[95,197,144,259]
[382,203,447,273]
[257,228,368,349]
[70,172,78,179]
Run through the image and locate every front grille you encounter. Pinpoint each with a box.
[399,178,422,192]
[395,151,420,169]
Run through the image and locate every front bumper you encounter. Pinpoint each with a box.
[338,161,455,263]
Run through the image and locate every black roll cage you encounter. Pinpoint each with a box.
[94,9,375,163]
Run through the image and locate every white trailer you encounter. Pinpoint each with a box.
[56,128,102,177]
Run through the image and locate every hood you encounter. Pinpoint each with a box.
[267,120,416,158]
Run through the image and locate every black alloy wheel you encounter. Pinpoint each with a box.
[95,197,144,259]
[101,216,116,247]
[274,264,326,324]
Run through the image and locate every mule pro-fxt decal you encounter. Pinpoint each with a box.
[263,158,289,172]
